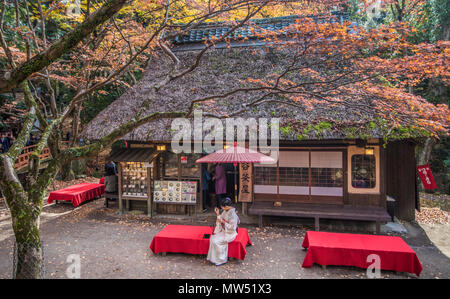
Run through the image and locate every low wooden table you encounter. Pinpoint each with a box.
[47,183,105,207]
[301,231,422,276]
[150,225,252,260]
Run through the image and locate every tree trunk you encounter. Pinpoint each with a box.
[8,191,45,279]
[13,216,43,279]
[60,160,76,181]
[1,154,46,278]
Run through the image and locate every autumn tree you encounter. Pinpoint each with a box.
[0,0,285,278]
[0,0,448,279]
[347,0,449,185]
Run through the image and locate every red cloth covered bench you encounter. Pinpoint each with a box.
[150,225,252,260]
[301,231,422,276]
[47,182,105,207]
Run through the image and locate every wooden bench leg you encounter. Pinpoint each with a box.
[258,215,263,228]
[105,198,109,208]
[315,217,320,231]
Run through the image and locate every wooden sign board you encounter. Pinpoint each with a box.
[239,163,253,202]
[129,143,154,148]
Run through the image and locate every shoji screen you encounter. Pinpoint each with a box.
[310,151,343,196]
[278,151,309,195]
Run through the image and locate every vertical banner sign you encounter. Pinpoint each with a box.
[417,164,437,190]
[239,163,253,202]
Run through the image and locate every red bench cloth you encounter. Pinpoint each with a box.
[47,183,105,207]
[150,225,252,260]
[301,231,422,276]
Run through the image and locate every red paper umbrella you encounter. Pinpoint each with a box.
[196,142,275,203]
[196,142,275,165]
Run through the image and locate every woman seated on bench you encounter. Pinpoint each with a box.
[207,197,240,266]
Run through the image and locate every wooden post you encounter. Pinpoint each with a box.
[315,216,320,231]
[147,166,152,217]
[258,215,263,228]
[376,220,380,235]
[118,163,123,215]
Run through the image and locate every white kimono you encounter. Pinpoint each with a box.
[207,207,239,265]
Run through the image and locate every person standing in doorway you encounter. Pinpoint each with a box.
[214,163,227,208]
[201,164,211,212]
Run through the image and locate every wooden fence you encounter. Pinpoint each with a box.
[14,141,69,170]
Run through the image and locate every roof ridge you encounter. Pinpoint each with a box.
[168,12,350,44]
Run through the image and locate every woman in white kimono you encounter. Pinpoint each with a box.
[207,197,239,266]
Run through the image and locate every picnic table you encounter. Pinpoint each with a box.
[150,225,252,260]
[301,231,422,276]
[47,182,105,207]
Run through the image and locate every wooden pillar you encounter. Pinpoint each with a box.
[147,166,152,217]
[315,216,320,231]
[308,150,312,201]
[200,165,204,211]
[118,163,123,215]
[343,148,349,205]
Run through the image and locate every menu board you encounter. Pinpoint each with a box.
[153,180,197,204]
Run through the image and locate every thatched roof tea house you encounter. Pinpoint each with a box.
[84,15,433,230]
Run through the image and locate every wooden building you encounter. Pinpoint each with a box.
[83,15,431,231]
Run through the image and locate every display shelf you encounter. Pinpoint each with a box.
[122,162,148,197]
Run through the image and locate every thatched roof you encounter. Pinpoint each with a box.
[83,18,430,143]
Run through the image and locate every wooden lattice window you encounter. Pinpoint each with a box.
[311,168,343,187]
[351,154,376,188]
[278,167,309,186]
[254,166,277,185]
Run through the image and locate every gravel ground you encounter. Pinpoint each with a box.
[0,199,449,279]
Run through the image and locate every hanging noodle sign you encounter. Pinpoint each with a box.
[416,164,437,190]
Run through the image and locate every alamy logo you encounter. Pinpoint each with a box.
[66,254,81,278]
[366,254,381,278]
[171,110,280,163]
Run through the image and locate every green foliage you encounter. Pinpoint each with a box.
[293,122,332,140]
[280,125,293,137]
[429,137,450,194]
[81,88,121,125]
[406,0,450,43]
